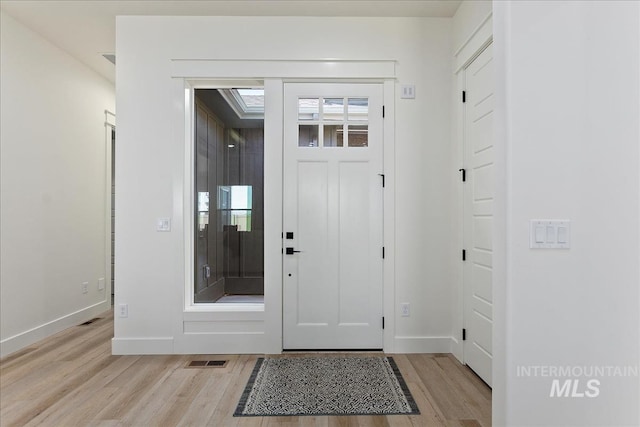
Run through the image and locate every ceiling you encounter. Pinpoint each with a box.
[0,0,462,83]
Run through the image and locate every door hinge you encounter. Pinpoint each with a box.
[462,249,466,261]
[458,168,466,182]
[382,105,385,118]
[462,328,466,341]
[382,317,385,329]
[382,247,385,259]
[379,173,385,188]
[462,91,466,103]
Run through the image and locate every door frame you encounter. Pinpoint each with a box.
[175,60,397,354]
[461,42,494,386]
[452,16,494,364]
[104,110,116,306]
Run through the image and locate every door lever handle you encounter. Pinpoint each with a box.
[285,247,301,255]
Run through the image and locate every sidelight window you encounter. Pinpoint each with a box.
[194,88,264,304]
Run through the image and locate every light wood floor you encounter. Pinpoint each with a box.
[0,310,491,426]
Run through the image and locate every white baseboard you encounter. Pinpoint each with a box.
[0,300,111,358]
[174,332,266,354]
[450,336,464,363]
[112,333,268,355]
[111,337,174,355]
[392,336,454,353]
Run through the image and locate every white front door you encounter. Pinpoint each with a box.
[283,83,384,350]
[463,44,494,386]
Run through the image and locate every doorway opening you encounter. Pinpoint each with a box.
[193,88,265,303]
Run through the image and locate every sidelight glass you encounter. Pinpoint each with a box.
[218,185,252,231]
[194,88,264,304]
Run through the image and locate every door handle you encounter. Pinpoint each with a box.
[285,247,301,255]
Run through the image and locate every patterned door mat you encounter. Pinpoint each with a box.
[234,356,420,417]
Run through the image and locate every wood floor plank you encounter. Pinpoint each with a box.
[0,310,491,426]
[356,415,390,426]
[205,354,259,426]
[119,358,190,425]
[295,417,329,427]
[6,341,115,426]
[0,320,113,389]
[175,372,234,426]
[391,354,446,426]
[407,354,474,422]
[152,367,211,426]
[94,355,183,421]
[432,356,491,426]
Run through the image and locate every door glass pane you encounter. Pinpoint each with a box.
[299,125,319,147]
[323,98,344,121]
[348,98,368,121]
[323,125,344,147]
[299,98,319,121]
[347,125,368,147]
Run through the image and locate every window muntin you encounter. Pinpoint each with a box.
[297,96,369,148]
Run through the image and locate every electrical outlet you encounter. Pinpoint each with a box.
[98,278,105,291]
[81,281,89,294]
[118,304,128,318]
[401,303,410,317]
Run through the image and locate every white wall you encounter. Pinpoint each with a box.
[494,1,640,425]
[452,0,492,54]
[0,11,115,357]
[114,16,453,354]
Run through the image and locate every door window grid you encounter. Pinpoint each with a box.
[298,97,369,148]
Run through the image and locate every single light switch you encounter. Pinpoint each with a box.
[546,226,556,243]
[535,225,545,243]
[557,226,567,243]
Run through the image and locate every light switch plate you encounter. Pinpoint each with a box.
[157,217,171,232]
[118,304,128,318]
[401,85,415,99]
[530,220,571,249]
[400,303,410,317]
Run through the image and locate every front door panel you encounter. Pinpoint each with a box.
[283,83,384,349]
